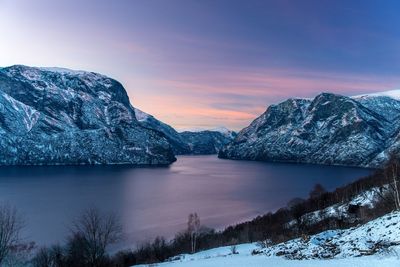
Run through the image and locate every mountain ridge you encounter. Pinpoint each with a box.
[219,91,400,168]
[0,65,176,165]
[134,108,236,155]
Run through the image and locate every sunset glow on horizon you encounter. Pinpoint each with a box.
[1,0,400,131]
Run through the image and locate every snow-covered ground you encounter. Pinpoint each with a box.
[285,186,382,228]
[137,255,399,267]
[134,212,400,266]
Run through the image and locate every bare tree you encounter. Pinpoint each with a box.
[32,244,65,267]
[187,213,200,254]
[383,156,400,210]
[0,204,24,265]
[70,208,122,267]
[369,155,400,211]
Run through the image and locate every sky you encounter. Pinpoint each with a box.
[1,0,400,131]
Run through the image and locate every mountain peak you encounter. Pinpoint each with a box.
[134,108,152,122]
[352,89,400,101]
[2,65,110,81]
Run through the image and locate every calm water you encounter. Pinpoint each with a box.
[0,155,372,248]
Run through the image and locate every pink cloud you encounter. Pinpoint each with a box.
[124,67,400,131]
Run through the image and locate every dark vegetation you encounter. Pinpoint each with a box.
[1,156,399,266]
[32,208,121,267]
[0,204,26,266]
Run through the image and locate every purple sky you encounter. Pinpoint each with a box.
[1,0,400,130]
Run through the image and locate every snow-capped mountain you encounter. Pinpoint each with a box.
[134,108,235,155]
[352,90,400,121]
[0,65,176,165]
[211,126,237,139]
[219,91,400,167]
[180,126,237,139]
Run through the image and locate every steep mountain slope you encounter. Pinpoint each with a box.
[353,90,400,121]
[0,65,176,165]
[134,108,191,154]
[219,92,400,167]
[134,108,235,155]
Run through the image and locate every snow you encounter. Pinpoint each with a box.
[178,127,209,133]
[39,66,102,77]
[39,66,114,88]
[352,89,400,101]
[266,212,400,259]
[285,186,381,228]
[210,126,232,135]
[137,256,399,267]
[0,91,40,132]
[134,212,400,267]
[134,108,151,122]
[178,126,235,138]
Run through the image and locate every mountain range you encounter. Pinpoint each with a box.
[219,90,400,167]
[0,65,234,165]
[134,108,236,155]
[2,65,400,167]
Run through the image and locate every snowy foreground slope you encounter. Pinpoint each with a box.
[220,90,400,168]
[0,65,176,165]
[135,212,400,267]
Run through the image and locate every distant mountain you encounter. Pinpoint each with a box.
[212,126,237,139]
[134,109,236,155]
[182,126,237,139]
[0,65,176,165]
[179,130,236,155]
[219,91,400,167]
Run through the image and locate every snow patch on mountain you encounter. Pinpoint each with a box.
[352,89,400,101]
[134,108,151,122]
[178,126,236,139]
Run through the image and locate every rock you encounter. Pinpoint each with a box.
[219,91,400,167]
[0,65,176,165]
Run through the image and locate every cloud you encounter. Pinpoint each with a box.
[125,67,400,131]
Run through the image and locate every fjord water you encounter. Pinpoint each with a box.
[0,156,371,248]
